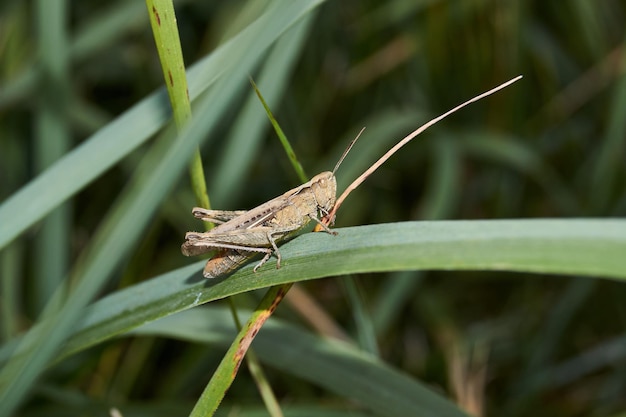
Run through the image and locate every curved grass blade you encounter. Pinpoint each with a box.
[33,218,626,366]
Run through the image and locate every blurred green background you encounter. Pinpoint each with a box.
[1,0,626,416]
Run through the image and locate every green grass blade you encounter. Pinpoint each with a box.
[32,218,626,366]
[33,0,72,312]
[146,0,210,214]
[251,78,308,183]
[0,243,23,341]
[189,284,292,417]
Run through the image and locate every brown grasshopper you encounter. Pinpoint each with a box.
[181,140,357,278]
[181,172,337,278]
[182,76,522,278]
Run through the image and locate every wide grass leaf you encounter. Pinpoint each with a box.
[43,218,626,364]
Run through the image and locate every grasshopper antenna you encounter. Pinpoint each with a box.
[323,75,523,225]
[333,127,366,175]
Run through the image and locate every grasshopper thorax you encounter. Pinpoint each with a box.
[309,171,337,212]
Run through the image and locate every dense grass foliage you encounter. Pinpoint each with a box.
[1,1,625,416]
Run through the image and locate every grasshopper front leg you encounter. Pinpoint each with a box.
[308,212,336,235]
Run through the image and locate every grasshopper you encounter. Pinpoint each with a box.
[182,76,523,278]
[181,172,337,278]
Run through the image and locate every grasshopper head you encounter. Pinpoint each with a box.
[310,171,337,212]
